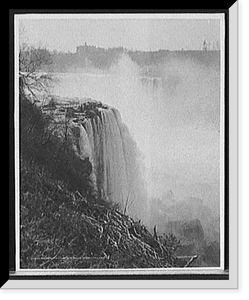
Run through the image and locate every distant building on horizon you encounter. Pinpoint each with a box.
[76,42,90,55]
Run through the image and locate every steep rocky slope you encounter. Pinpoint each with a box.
[20,95,189,269]
[21,158,181,269]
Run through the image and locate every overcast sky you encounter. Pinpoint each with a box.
[18,14,222,52]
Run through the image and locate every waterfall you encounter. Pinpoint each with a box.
[79,125,92,160]
[78,104,147,221]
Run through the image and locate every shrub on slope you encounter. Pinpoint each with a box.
[20,94,94,198]
[21,158,182,269]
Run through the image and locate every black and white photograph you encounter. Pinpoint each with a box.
[7,8,239,287]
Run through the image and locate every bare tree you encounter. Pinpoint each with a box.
[19,42,53,102]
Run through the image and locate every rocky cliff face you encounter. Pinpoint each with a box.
[21,95,190,269]
[43,97,148,222]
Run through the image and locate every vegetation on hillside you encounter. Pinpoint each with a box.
[20,93,186,269]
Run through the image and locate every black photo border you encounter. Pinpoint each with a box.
[6,5,238,288]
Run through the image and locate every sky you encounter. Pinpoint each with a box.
[18,14,222,52]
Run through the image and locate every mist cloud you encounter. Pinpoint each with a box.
[51,52,221,205]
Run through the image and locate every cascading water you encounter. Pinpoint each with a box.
[52,71,164,224]
[76,103,147,221]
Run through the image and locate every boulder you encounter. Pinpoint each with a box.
[166,219,205,243]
